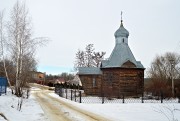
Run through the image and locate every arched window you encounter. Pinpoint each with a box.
[122,38,124,43]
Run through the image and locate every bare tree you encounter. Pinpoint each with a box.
[7,1,48,97]
[92,52,106,67]
[7,1,31,96]
[146,52,180,97]
[74,44,106,69]
[74,49,86,69]
[85,44,94,67]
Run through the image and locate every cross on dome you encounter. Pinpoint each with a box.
[121,11,123,24]
[114,12,129,38]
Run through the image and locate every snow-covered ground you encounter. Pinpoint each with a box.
[0,88,49,121]
[50,93,180,121]
[0,87,180,121]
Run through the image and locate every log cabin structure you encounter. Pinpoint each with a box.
[78,17,145,97]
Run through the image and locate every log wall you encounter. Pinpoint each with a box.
[79,68,144,97]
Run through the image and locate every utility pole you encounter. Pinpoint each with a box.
[169,59,175,97]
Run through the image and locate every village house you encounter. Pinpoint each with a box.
[78,19,145,97]
[31,71,45,84]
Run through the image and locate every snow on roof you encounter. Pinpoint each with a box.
[68,75,82,86]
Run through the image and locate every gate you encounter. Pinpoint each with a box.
[0,77,7,96]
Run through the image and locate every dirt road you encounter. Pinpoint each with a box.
[32,87,111,121]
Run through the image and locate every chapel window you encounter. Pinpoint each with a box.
[93,77,97,87]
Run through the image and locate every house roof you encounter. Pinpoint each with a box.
[68,75,82,86]
[78,67,102,75]
[55,78,65,84]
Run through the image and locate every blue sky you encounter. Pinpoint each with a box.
[1,0,180,75]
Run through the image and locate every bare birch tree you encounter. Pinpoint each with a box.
[7,1,48,97]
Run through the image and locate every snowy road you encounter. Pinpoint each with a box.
[33,89,111,121]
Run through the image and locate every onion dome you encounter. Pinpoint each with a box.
[114,20,129,38]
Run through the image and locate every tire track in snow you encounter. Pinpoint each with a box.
[33,89,111,121]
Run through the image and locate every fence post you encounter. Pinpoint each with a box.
[161,91,163,103]
[123,94,125,103]
[178,97,180,103]
[142,93,144,103]
[102,92,104,104]
[71,89,73,101]
[5,85,7,94]
[61,88,63,97]
[66,88,67,99]
[55,86,57,93]
[118,90,120,99]
[79,91,82,103]
[75,89,76,102]
[59,88,61,97]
